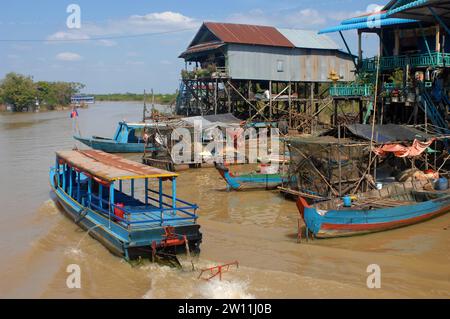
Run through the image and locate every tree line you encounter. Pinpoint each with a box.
[93,92,177,105]
[0,72,84,112]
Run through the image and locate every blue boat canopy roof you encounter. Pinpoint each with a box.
[318,16,417,34]
[387,0,450,23]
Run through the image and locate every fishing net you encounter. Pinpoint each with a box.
[284,136,370,198]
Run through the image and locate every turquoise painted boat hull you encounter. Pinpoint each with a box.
[296,185,450,238]
[74,135,146,153]
[49,167,202,260]
[215,163,288,191]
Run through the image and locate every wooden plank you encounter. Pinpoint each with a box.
[57,150,178,181]
[278,187,327,200]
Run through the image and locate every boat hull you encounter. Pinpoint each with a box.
[74,135,145,153]
[49,170,202,259]
[215,163,285,190]
[297,195,450,238]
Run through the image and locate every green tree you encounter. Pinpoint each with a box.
[0,73,37,111]
[35,80,84,109]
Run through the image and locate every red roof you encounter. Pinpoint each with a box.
[203,22,294,48]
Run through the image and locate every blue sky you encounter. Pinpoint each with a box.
[0,0,384,93]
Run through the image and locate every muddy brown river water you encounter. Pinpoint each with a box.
[0,102,449,298]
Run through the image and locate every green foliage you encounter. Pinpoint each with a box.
[93,93,177,105]
[0,72,84,112]
[388,69,404,86]
[355,72,376,85]
[0,73,36,111]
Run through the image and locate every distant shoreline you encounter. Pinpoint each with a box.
[0,103,87,113]
[95,99,171,105]
[93,93,177,105]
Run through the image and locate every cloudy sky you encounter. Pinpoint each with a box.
[0,0,384,93]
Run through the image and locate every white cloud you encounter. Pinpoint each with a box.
[226,5,385,29]
[284,9,327,26]
[47,31,90,42]
[56,52,82,61]
[46,11,199,45]
[227,9,273,26]
[228,8,331,28]
[128,11,198,29]
[366,4,384,13]
[97,39,117,47]
[160,60,172,65]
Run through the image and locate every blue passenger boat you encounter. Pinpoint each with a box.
[296,180,450,238]
[74,121,155,153]
[49,149,202,260]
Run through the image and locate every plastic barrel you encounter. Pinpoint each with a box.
[343,196,352,207]
[434,178,449,191]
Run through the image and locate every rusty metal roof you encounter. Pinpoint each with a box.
[179,41,225,58]
[203,22,295,48]
[56,150,178,182]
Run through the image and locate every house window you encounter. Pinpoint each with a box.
[277,60,284,72]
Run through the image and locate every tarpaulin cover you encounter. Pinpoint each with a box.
[343,124,432,143]
[373,139,435,158]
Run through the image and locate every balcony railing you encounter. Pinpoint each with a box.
[329,84,373,97]
[362,52,450,72]
[181,66,229,80]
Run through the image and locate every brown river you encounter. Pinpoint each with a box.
[0,102,449,298]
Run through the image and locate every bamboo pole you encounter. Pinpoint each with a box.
[366,44,382,191]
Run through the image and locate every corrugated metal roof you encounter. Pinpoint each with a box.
[204,22,294,48]
[179,41,225,58]
[276,28,339,50]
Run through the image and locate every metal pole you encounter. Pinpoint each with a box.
[145,178,148,206]
[159,178,163,209]
[88,177,92,206]
[339,31,358,70]
[77,172,80,201]
[338,125,342,197]
[288,81,292,128]
[69,167,73,197]
[172,177,177,214]
[62,164,66,191]
[99,184,103,209]
[110,182,115,215]
[429,7,450,36]
[269,80,273,121]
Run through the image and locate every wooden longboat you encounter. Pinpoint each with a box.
[296,180,450,238]
[214,163,288,191]
[49,149,201,260]
[74,121,158,153]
